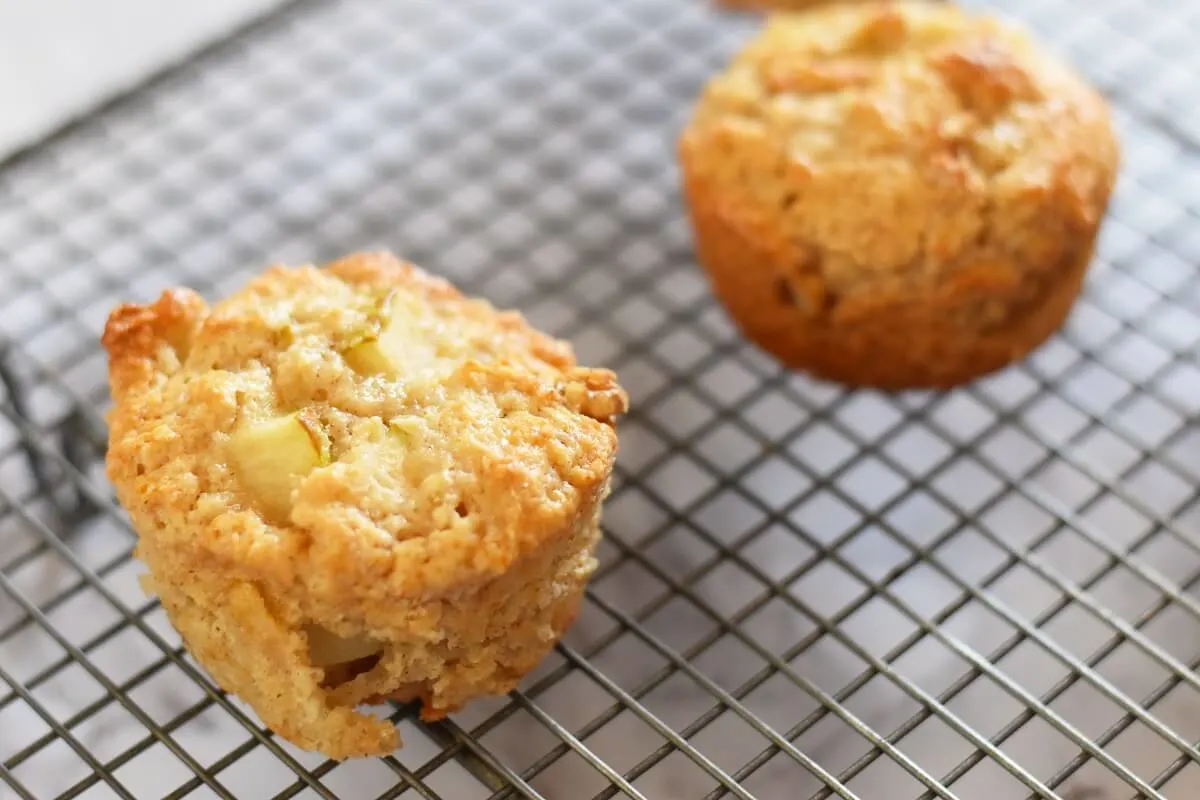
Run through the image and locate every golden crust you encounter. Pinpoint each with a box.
[679,1,1119,388]
[104,252,628,758]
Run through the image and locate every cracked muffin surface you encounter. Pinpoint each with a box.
[103,252,628,759]
[680,0,1119,388]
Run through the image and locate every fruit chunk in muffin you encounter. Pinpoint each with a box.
[102,252,628,759]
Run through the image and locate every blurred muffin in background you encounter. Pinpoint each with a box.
[680,1,1119,389]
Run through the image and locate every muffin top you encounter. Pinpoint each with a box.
[680,1,1119,318]
[103,253,627,611]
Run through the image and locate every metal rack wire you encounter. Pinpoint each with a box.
[0,0,1198,797]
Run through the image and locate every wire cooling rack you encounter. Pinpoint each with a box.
[1,0,1199,797]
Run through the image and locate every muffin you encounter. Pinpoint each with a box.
[679,1,1119,389]
[102,253,628,759]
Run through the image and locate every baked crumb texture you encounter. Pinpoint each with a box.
[102,253,628,759]
[680,1,1119,388]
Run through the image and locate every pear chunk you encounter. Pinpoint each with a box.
[229,411,328,522]
[305,625,383,668]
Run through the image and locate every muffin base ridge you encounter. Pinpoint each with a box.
[685,195,1096,390]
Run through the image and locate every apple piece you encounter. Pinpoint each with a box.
[229,410,329,522]
[386,416,419,447]
[343,338,394,376]
[342,292,439,377]
[343,291,400,376]
[305,625,383,668]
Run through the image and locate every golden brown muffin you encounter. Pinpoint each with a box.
[679,1,1119,389]
[102,253,627,759]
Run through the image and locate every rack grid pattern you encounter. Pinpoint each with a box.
[1,0,1199,797]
